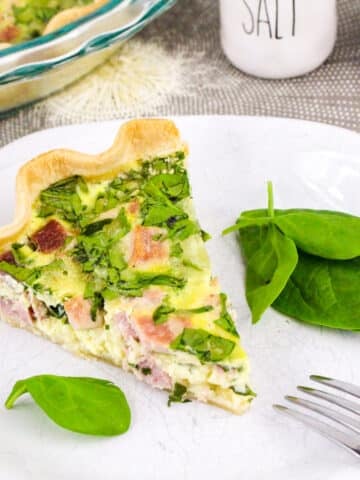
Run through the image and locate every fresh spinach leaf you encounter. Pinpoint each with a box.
[223,215,271,235]
[240,224,298,323]
[272,210,360,260]
[171,328,235,362]
[5,375,131,436]
[273,251,360,330]
[239,209,360,260]
[226,182,360,260]
[224,181,360,327]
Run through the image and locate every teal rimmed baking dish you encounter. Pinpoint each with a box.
[0,0,175,114]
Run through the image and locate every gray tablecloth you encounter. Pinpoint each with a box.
[1,0,359,147]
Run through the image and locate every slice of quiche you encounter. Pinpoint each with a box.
[0,119,254,413]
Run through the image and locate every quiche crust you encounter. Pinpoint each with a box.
[43,0,109,35]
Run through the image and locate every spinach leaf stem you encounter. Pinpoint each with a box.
[267,181,274,218]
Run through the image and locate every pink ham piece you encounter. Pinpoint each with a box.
[137,359,172,390]
[127,200,140,216]
[129,226,168,267]
[0,297,33,327]
[114,312,172,389]
[136,287,165,308]
[64,297,103,330]
[134,315,188,347]
[114,288,186,348]
[114,311,139,340]
[31,219,67,253]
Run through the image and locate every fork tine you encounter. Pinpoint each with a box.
[310,375,360,399]
[298,386,360,416]
[273,404,360,457]
[286,396,360,434]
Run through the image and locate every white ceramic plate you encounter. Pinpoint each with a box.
[0,116,359,480]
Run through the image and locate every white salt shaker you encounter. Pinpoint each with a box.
[219,0,337,79]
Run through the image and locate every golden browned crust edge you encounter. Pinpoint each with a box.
[0,118,187,249]
[43,0,109,35]
[0,0,107,49]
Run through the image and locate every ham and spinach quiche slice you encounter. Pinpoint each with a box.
[0,119,254,413]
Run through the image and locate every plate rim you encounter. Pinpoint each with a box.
[1,114,359,156]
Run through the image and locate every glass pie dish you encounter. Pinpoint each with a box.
[0,0,176,114]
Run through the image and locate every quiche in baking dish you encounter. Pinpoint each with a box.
[0,0,107,47]
[0,119,254,413]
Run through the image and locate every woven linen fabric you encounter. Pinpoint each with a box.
[0,0,359,147]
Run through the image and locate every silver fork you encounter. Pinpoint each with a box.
[274,375,360,458]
